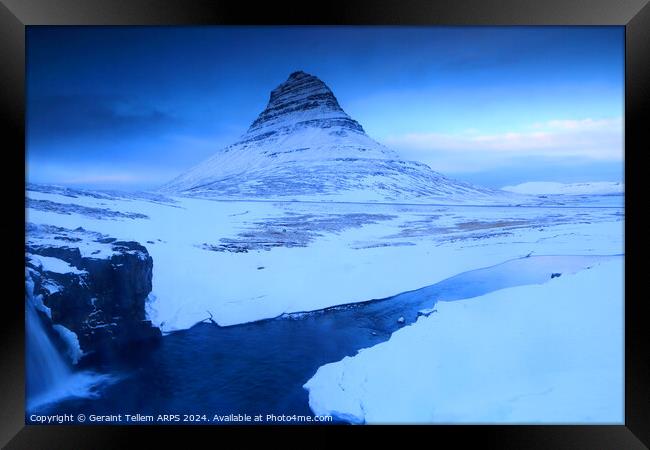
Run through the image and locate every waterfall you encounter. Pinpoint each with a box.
[25,297,72,403]
[25,272,114,411]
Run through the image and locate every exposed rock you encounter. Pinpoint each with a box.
[417,307,437,317]
[26,225,161,361]
[247,70,365,136]
[200,212,395,253]
[159,71,508,205]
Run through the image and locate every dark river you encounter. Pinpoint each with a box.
[26,254,619,425]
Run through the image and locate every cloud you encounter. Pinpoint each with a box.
[385,117,623,161]
[540,117,621,131]
[28,94,178,143]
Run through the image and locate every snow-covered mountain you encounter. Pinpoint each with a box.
[160,71,506,203]
[502,181,624,196]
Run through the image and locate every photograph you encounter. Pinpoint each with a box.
[24,25,624,425]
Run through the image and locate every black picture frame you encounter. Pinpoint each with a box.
[1,0,648,448]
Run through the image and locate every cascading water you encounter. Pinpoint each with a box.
[25,296,72,404]
[25,273,113,411]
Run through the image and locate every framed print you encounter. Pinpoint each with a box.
[1,0,648,448]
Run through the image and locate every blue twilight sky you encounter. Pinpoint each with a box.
[26,26,624,190]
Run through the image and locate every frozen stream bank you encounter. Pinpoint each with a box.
[31,254,620,424]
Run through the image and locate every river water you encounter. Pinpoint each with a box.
[26,254,620,424]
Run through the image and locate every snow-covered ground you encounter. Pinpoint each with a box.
[304,257,624,424]
[502,181,624,195]
[28,254,88,275]
[25,182,624,423]
[26,185,623,333]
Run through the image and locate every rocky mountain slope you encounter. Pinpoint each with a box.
[161,71,508,204]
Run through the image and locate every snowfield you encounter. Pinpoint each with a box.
[304,257,624,424]
[25,186,623,333]
[502,181,624,196]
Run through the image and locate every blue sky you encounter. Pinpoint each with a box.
[26,26,624,190]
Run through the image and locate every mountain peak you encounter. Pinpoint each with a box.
[288,70,309,79]
[246,71,364,137]
[160,70,501,204]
